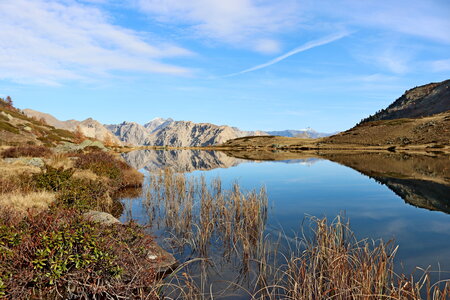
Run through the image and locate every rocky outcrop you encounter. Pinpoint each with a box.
[144,117,173,133]
[146,121,250,147]
[361,79,450,123]
[105,122,152,146]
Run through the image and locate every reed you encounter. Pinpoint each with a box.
[141,169,449,300]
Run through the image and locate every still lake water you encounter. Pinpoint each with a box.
[119,150,450,295]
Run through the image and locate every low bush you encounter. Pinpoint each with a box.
[32,165,74,192]
[0,208,157,299]
[1,145,53,158]
[57,178,111,211]
[75,152,143,189]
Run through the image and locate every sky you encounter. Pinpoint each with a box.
[0,0,449,132]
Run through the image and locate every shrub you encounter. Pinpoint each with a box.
[57,178,111,211]
[32,165,74,192]
[1,146,53,158]
[0,208,157,299]
[74,152,142,189]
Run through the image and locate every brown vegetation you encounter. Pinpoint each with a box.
[1,145,53,158]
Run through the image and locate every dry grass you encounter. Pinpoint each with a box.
[0,160,41,177]
[72,169,101,181]
[0,191,55,213]
[45,152,75,169]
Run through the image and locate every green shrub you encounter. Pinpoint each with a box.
[0,208,157,299]
[32,165,74,192]
[57,178,111,210]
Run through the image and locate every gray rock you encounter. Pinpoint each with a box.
[0,111,13,121]
[83,210,121,225]
[55,140,107,153]
[146,242,178,274]
[3,157,45,168]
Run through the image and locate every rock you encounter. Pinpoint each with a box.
[82,210,178,275]
[23,126,32,132]
[83,210,121,225]
[0,111,13,121]
[3,157,45,168]
[146,242,178,275]
[55,140,107,153]
[78,140,107,150]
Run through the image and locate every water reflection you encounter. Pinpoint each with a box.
[120,149,450,297]
[121,149,450,215]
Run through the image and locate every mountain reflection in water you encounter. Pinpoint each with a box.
[122,149,449,214]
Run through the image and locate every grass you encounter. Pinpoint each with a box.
[140,169,449,299]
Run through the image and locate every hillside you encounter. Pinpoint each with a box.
[0,100,75,146]
[220,80,450,150]
[361,79,450,123]
[23,109,122,146]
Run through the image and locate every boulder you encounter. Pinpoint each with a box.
[83,210,178,275]
[3,157,45,168]
[83,210,121,225]
[55,140,107,153]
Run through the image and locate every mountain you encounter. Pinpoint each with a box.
[322,79,450,147]
[144,118,173,133]
[361,79,450,123]
[23,109,330,147]
[105,122,151,146]
[23,109,122,145]
[267,128,332,138]
[146,121,258,147]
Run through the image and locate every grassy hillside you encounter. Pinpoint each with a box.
[0,98,76,146]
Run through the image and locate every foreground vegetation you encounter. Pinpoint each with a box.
[0,145,161,299]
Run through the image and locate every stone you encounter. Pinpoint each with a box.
[3,157,45,168]
[55,140,107,153]
[83,210,121,225]
[146,241,178,275]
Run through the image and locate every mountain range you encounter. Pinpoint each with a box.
[22,110,333,147]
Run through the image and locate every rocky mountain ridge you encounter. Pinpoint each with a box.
[22,110,331,147]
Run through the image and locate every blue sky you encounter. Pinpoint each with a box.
[0,0,449,132]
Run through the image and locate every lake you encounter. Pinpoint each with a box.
[119,150,450,298]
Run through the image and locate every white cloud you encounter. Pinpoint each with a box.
[0,0,193,85]
[137,0,299,53]
[430,59,450,72]
[315,0,450,44]
[225,32,349,76]
[253,39,282,55]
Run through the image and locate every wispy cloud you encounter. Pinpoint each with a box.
[224,32,350,77]
[0,0,193,85]
[137,0,299,53]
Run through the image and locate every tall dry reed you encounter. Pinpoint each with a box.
[141,169,448,299]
